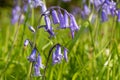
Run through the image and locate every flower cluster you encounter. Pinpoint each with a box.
[91,0,120,22]
[24,39,44,76]
[11,5,24,24]
[52,44,68,65]
[39,6,80,38]
[12,0,79,77]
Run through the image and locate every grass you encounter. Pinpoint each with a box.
[0,2,120,80]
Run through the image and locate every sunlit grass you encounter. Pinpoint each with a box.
[0,3,120,80]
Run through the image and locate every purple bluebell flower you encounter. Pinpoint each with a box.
[58,9,66,29]
[117,10,120,22]
[94,0,103,9]
[64,11,69,28]
[34,64,41,76]
[29,26,36,33]
[40,3,47,13]
[102,3,111,15]
[28,0,42,8]
[69,14,79,31]
[69,14,79,38]
[44,15,55,36]
[101,10,108,22]
[11,6,24,24]
[64,48,68,62]
[28,48,36,62]
[44,15,52,31]
[52,45,63,64]
[36,54,44,69]
[51,9,60,24]
[83,4,91,16]
[24,39,29,46]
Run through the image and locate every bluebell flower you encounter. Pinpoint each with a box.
[64,11,69,28]
[117,10,120,22]
[34,64,41,76]
[44,15,52,31]
[52,45,63,64]
[101,10,108,22]
[94,0,103,9]
[58,9,66,29]
[64,48,68,62]
[51,9,60,24]
[44,15,55,36]
[24,39,29,46]
[28,48,36,62]
[28,0,42,8]
[11,6,24,24]
[83,4,91,16]
[36,54,44,69]
[69,14,79,38]
[40,3,47,13]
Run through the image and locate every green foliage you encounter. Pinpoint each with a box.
[1,2,120,80]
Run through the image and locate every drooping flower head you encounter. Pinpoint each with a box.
[34,64,41,76]
[58,9,66,28]
[11,6,24,24]
[44,15,55,37]
[117,10,120,22]
[101,10,108,22]
[28,47,37,62]
[52,44,63,64]
[69,14,80,38]
[64,11,69,28]
[36,54,44,69]
[51,9,60,24]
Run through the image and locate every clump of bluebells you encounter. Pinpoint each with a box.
[12,0,79,77]
[11,0,120,78]
[70,0,120,22]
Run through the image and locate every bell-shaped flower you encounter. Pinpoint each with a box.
[101,10,108,22]
[69,14,79,38]
[64,48,68,62]
[83,4,91,16]
[64,11,69,28]
[44,15,55,36]
[34,64,41,76]
[51,9,60,24]
[117,10,120,22]
[28,48,36,62]
[58,9,66,28]
[52,45,63,64]
[44,15,52,31]
[11,6,24,24]
[36,54,44,69]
